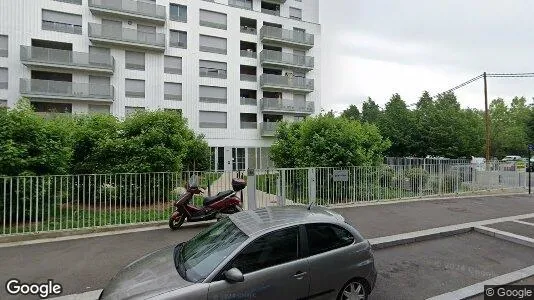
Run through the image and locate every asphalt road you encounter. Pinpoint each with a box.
[1,194,534,299]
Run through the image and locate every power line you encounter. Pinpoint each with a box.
[433,74,484,98]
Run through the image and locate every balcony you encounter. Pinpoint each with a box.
[88,23,165,52]
[260,26,314,49]
[241,74,257,82]
[260,74,314,93]
[260,50,313,71]
[260,98,314,114]
[260,122,279,137]
[240,97,257,105]
[88,0,166,25]
[241,50,257,58]
[20,46,114,74]
[20,79,114,102]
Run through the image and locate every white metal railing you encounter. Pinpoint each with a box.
[0,166,527,236]
[19,79,114,100]
[260,74,314,91]
[260,98,314,114]
[20,46,114,71]
[260,122,279,136]
[88,0,166,21]
[260,49,314,69]
[260,26,314,46]
[88,23,166,48]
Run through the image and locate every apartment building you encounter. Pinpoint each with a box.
[0,0,321,171]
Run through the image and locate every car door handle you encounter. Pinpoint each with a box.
[293,271,307,279]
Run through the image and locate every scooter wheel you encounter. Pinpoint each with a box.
[169,214,185,230]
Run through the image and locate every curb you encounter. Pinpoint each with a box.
[474,226,534,248]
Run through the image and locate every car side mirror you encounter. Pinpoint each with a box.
[224,268,244,283]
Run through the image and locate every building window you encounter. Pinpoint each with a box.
[89,76,111,98]
[240,17,257,35]
[199,111,227,128]
[42,10,82,35]
[0,68,7,89]
[170,4,187,22]
[125,106,145,117]
[0,35,7,57]
[199,35,227,55]
[289,7,302,20]
[89,104,111,114]
[32,102,72,113]
[199,60,227,79]
[199,10,227,30]
[125,79,145,98]
[125,51,145,71]
[164,82,182,100]
[199,85,227,104]
[164,56,182,74]
[240,113,257,129]
[229,0,253,10]
[170,30,187,48]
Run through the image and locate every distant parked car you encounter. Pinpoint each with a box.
[502,155,522,162]
[99,206,377,300]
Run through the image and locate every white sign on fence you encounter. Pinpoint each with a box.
[332,170,349,182]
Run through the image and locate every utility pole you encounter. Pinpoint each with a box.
[484,72,491,170]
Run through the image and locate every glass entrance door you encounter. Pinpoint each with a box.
[233,148,246,171]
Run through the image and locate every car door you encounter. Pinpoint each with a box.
[207,226,310,300]
[305,223,368,300]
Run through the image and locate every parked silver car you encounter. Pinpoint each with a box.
[100,205,377,300]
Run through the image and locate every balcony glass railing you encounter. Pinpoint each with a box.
[260,98,314,113]
[42,20,82,35]
[240,26,257,35]
[199,67,227,79]
[20,79,114,100]
[240,97,257,105]
[241,122,258,129]
[241,50,257,58]
[260,50,314,69]
[241,74,257,82]
[260,122,279,136]
[200,20,227,30]
[261,8,280,16]
[20,46,114,71]
[88,23,165,48]
[260,26,314,47]
[88,0,166,21]
[229,0,253,10]
[260,74,314,91]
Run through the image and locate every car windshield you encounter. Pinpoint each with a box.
[175,217,248,283]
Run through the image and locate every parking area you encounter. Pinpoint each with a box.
[370,232,534,299]
[1,194,534,299]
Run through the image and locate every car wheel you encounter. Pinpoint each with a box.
[338,279,368,300]
[168,214,185,230]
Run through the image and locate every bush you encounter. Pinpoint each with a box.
[404,168,430,192]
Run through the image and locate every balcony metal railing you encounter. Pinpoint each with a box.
[240,26,257,35]
[164,67,182,74]
[240,97,257,105]
[260,98,314,114]
[170,14,187,23]
[199,20,227,30]
[260,122,279,136]
[164,94,182,101]
[229,0,253,10]
[241,74,257,82]
[199,97,227,104]
[20,46,115,72]
[260,49,314,69]
[260,74,314,91]
[20,79,114,100]
[199,67,227,79]
[88,0,166,21]
[199,122,227,129]
[240,50,257,58]
[199,46,227,55]
[88,23,165,49]
[169,40,187,48]
[42,20,82,35]
[260,26,314,47]
[261,8,280,16]
[241,122,258,129]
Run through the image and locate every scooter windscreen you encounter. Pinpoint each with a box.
[188,175,199,189]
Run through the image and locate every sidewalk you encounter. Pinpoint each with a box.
[1,194,533,299]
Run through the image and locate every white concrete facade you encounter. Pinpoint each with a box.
[0,0,321,170]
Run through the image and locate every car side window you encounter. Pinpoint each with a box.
[305,223,355,256]
[229,226,299,274]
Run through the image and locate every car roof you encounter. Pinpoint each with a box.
[229,205,345,237]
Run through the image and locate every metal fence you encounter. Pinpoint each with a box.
[0,165,527,236]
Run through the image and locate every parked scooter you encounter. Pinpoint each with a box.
[169,175,246,230]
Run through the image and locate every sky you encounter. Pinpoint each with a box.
[319,0,534,113]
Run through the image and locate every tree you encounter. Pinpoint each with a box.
[412,91,434,157]
[340,104,361,121]
[378,94,415,157]
[361,97,381,123]
[270,114,390,168]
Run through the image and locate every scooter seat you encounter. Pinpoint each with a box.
[203,190,234,206]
